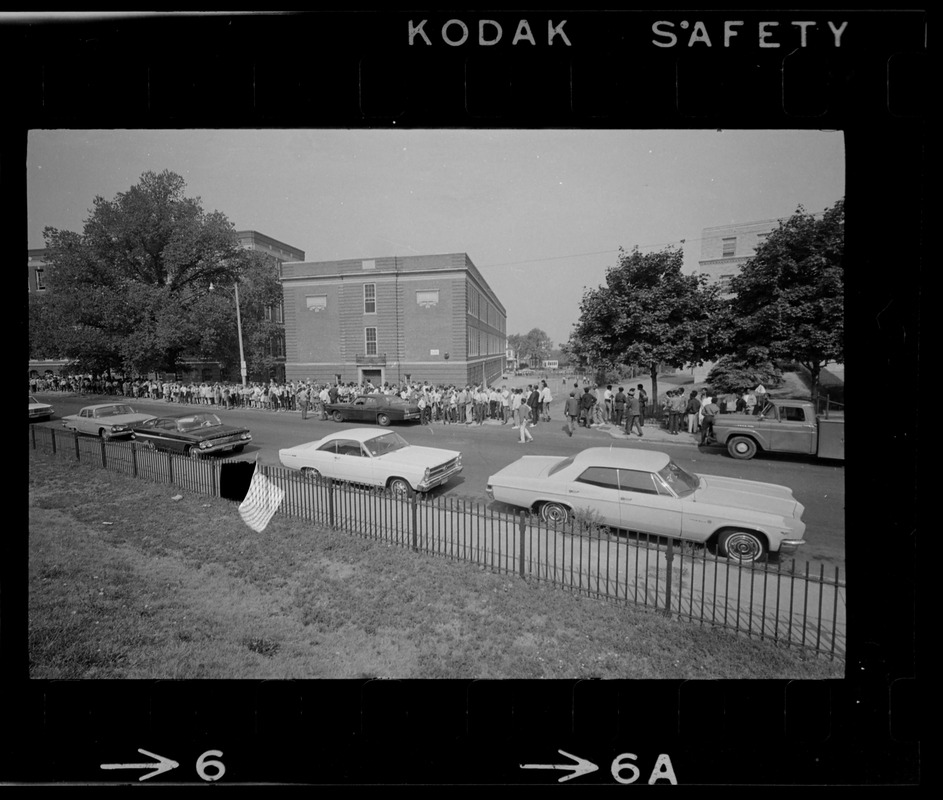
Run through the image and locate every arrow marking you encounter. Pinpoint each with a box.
[100,748,179,781]
[521,749,599,782]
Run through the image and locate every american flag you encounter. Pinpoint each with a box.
[238,469,284,532]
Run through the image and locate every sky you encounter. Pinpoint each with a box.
[27,129,845,348]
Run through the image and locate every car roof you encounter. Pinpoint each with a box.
[82,403,133,411]
[572,447,671,471]
[320,428,405,443]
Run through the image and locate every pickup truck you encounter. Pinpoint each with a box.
[712,399,844,461]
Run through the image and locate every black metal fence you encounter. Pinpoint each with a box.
[29,424,846,661]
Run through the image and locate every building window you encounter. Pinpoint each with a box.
[722,237,736,257]
[306,295,327,312]
[35,268,45,290]
[365,327,378,356]
[416,290,439,307]
[364,283,376,314]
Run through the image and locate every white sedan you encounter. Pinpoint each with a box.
[29,395,54,422]
[278,428,463,495]
[486,447,806,563]
[61,403,156,440]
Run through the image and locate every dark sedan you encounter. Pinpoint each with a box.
[325,394,421,426]
[130,411,252,459]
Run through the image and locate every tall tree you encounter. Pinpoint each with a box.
[725,200,844,401]
[567,246,722,402]
[36,170,251,375]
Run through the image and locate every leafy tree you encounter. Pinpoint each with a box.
[567,246,722,402]
[507,328,553,369]
[725,200,844,401]
[705,349,784,395]
[35,170,255,375]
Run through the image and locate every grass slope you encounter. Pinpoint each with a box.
[28,453,841,679]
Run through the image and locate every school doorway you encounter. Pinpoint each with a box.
[360,368,383,386]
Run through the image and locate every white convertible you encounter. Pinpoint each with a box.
[61,403,155,440]
[278,428,462,495]
[486,447,806,563]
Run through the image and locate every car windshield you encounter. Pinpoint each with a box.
[363,432,409,456]
[657,460,700,497]
[29,396,39,404]
[176,413,223,432]
[98,405,134,417]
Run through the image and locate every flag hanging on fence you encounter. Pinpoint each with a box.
[238,470,284,533]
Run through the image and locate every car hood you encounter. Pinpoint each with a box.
[377,445,460,465]
[691,474,803,519]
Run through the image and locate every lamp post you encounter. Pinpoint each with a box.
[211,280,247,387]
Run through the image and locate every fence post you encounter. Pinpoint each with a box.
[131,442,138,478]
[327,477,335,528]
[100,438,107,470]
[167,451,174,486]
[410,491,418,552]
[518,512,526,578]
[31,425,36,450]
[663,536,674,616]
[51,427,57,455]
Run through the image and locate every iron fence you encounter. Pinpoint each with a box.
[29,424,846,660]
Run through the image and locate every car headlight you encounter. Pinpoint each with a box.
[200,440,211,449]
[241,432,251,440]
[423,467,431,480]
[112,425,127,433]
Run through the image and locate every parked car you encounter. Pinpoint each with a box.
[325,393,421,426]
[61,403,155,439]
[130,411,252,458]
[486,447,806,563]
[278,428,462,495]
[711,399,845,461]
[29,396,54,422]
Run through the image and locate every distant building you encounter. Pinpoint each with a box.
[542,360,559,370]
[697,218,781,295]
[280,252,506,387]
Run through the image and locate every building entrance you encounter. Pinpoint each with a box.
[360,368,383,387]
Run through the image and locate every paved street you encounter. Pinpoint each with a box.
[32,390,845,573]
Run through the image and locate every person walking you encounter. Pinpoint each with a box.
[625,388,644,436]
[699,396,720,445]
[669,388,687,435]
[636,384,648,427]
[564,391,580,436]
[539,380,553,422]
[297,385,310,420]
[613,387,626,427]
[685,390,701,434]
[578,386,597,427]
[515,389,533,443]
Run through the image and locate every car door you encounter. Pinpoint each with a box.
[616,468,683,538]
[345,397,370,422]
[768,404,816,454]
[565,466,623,528]
[330,439,376,485]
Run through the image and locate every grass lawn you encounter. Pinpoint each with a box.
[27,452,842,679]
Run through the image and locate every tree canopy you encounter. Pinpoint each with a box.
[30,170,282,377]
[566,246,722,400]
[724,199,844,396]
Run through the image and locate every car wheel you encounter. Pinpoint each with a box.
[332,411,344,422]
[540,502,570,526]
[99,428,111,440]
[231,444,245,454]
[188,445,202,459]
[143,440,156,452]
[718,529,768,563]
[387,477,412,496]
[301,467,321,481]
[377,413,391,426]
[727,435,758,460]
